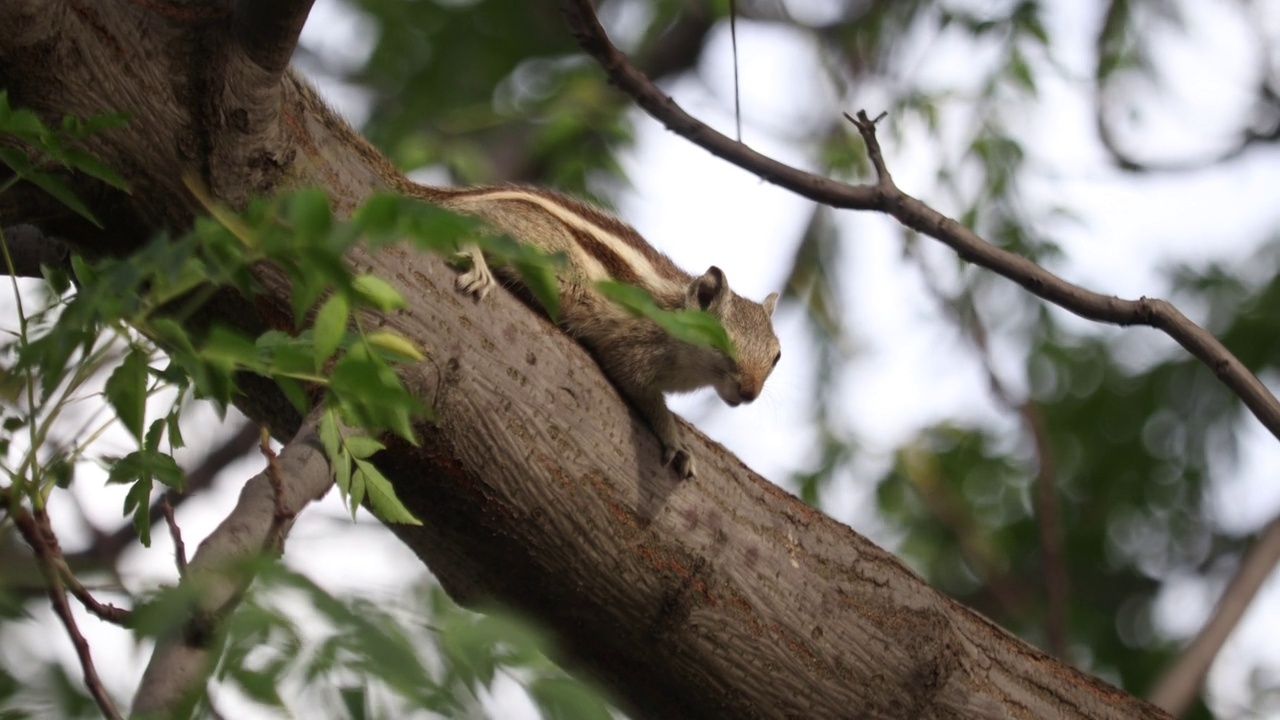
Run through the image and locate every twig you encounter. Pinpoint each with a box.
[160,497,188,578]
[4,492,122,719]
[54,558,132,626]
[259,427,296,550]
[1148,514,1280,714]
[561,0,1280,452]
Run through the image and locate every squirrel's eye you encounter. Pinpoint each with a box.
[772,350,781,367]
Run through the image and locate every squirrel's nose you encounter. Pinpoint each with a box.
[738,386,758,403]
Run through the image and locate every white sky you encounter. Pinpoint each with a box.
[4,0,1280,717]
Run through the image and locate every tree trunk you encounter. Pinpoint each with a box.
[0,2,1173,718]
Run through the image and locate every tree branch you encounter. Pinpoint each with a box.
[561,0,1280,453]
[232,0,317,76]
[1148,513,1280,715]
[130,411,332,718]
[4,489,123,720]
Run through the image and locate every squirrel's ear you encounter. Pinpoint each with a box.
[689,266,729,311]
[763,292,779,316]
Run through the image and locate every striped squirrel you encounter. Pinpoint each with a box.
[415,185,781,479]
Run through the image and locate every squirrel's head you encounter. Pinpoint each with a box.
[685,266,781,406]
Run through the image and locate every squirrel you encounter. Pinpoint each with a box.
[410,184,781,479]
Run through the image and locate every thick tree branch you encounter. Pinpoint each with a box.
[130,412,332,718]
[562,0,1280,453]
[1148,514,1280,715]
[232,0,317,76]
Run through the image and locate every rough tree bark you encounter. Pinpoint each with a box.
[0,2,1174,718]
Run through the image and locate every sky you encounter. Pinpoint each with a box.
[3,0,1280,717]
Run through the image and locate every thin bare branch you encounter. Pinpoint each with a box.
[160,497,188,578]
[1148,515,1280,715]
[130,410,332,718]
[3,490,123,719]
[54,558,131,626]
[562,0,1280,453]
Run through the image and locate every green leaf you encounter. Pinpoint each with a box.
[340,686,368,720]
[595,281,733,356]
[276,376,311,414]
[201,325,264,375]
[528,677,614,720]
[228,666,285,708]
[350,464,367,514]
[352,192,402,238]
[334,447,353,510]
[149,318,197,357]
[24,171,102,227]
[365,330,424,361]
[320,409,341,461]
[144,417,166,453]
[70,253,97,286]
[313,293,350,367]
[343,435,384,460]
[59,148,129,190]
[123,478,154,547]
[287,187,333,243]
[351,275,406,312]
[41,263,72,294]
[354,458,420,525]
[108,449,185,491]
[514,259,560,320]
[0,94,47,138]
[48,456,75,489]
[330,351,426,440]
[105,346,149,442]
[264,334,317,378]
[166,412,185,450]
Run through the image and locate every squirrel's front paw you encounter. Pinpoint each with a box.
[661,444,696,480]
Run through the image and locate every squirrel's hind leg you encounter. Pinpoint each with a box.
[455,245,497,300]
